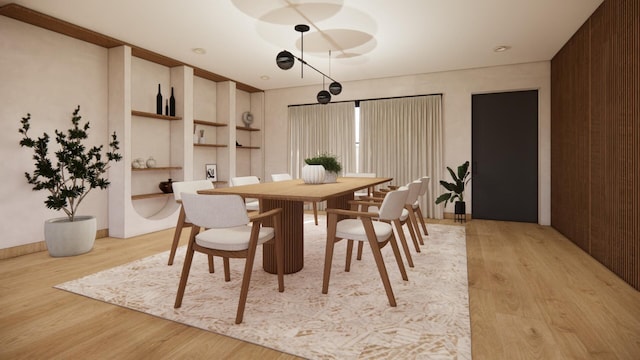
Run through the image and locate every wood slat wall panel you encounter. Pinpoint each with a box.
[551,20,591,252]
[551,0,640,290]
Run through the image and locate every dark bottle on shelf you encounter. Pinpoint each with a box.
[169,87,176,116]
[156,84,163,115]
[165,99,169,116]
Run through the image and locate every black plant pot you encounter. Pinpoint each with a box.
[454,201,466,223]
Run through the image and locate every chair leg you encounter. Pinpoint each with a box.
[168,206,187,265]
[174,226,198,308]
[388,233,409,281]
[313,201,319,226]
[223,258,231,281]
[356,241,364,260]
[345,239,354,272]
[208,255,215,273]
[415,206,429,236]
[362,218,396,307]
[322,213,338,294]
[407,207,424,246]
[235,225,261,324]
[393,220,414,268]
[405,214,421,253]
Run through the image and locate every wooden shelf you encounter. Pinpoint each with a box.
[131,192,172,200]
[236,126,260,132]
[195,119,227,127]
[236,146,260,149]
[194,143,227,148]
[132,166,182,171]
[131,110,182,121]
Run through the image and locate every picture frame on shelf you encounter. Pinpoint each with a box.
[205,164,217,181]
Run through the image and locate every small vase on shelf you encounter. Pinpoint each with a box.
[165,99,169,116]
[156,84,162,115]
[146,156,156,168]
[169,87,176,116]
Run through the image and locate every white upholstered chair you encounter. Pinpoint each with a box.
[174,193,284,324]
[271,173,319,225]
[168,180,214,266]
[344,172,376,198]
[355,181,422,268]
[322,187,409,307]
[230,176,260,211]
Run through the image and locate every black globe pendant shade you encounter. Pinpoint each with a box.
[317,90,331,104]
[276,50,295,70]
[329,81,342,95]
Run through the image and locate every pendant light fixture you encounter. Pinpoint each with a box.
[276,24,343,104]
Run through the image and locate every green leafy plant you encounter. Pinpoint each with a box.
[304,153,342,173]
[435,161,471,205]
[19,105,122,221]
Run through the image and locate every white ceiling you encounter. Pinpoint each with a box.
[1,0,604,91]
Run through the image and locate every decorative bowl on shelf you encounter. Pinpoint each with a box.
[159,179,173,193]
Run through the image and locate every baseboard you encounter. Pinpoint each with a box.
[0,228,109,260]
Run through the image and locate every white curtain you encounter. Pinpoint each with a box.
[288,102,356,179]
[359,95,443,219]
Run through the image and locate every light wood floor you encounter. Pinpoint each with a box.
[1,218,639,359]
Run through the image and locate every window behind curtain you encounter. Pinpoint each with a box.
[359,95,443,219]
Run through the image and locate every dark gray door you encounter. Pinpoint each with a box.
[471,90,538,222]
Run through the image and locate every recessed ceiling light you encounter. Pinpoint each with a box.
[494,45,511,52]
[260,75,270,80]
[192,48,206,55]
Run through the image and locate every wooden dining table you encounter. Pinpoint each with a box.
[199,177,392,274]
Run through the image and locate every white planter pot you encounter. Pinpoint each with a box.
[301,165,326,184]
[324,171,338,183]
[44,215,97,257]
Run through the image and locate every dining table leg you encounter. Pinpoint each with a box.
[261,198,304,274]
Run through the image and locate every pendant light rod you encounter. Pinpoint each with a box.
[286,53,340,84]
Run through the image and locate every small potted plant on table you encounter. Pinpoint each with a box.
[19,105,122,256]
[304,153,342,183]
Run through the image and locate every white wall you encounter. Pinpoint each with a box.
[263,62,551,224]
[0,15,551,252]
[0,16,110,249]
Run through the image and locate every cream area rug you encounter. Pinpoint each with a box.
[56,215,471,359]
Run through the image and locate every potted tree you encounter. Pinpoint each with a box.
[304,153,342,183]
[435,161,471,222]
[19,106,122,257]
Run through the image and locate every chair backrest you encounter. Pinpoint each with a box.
[418,176,430,197]
[230,176,260,187]
[180,193,250,229]
[271,173,292,182]
[344,172,376,178]
[377,188,409,221]
[405,180,422,205]
[171,180,214,201]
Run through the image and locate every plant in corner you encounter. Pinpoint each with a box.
[435,160,471,222]
[304,153,342,183]
[19,105,122,257]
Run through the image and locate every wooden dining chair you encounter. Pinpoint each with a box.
[413,176,430,236]
[230,176,260,211]
[344,172,377,198]
[174,193,284,324]
[354,181,423,268]
[322,187,409,307]
[271,173,319,225]
[168,180,214,267]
